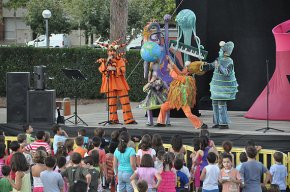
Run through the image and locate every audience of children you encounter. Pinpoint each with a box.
[23,124,34,144]
[40,156,64,192]
[137,134,156,166]
[200,152,220,192]
[235,152,247,171]
[0,165,13,192]
[190,138,203,192]
[175,158,189,191]
[73,136,88,158]
[169,135,185,156]
[52,124,68,154]
[240,146,271,192]
[219,154,241,192]
[268,152,287,192]
[31,150,47,192]
[152,134,165,155]
[0,125,288,192]
[130,154,162,191]
[113,131,136,192]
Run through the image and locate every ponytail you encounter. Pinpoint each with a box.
[118,132,129,153]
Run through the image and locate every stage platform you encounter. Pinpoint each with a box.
[1,101,290,152]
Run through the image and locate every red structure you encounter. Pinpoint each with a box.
[245,20,290,120]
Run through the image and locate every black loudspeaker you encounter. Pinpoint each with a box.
[6,72,30,124]
[33,65,47,90]
[28,90,56,124]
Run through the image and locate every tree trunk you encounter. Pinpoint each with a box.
[110,0,128,47]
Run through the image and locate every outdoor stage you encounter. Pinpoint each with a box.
[1,101,290,152]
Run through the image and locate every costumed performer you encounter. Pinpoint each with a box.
[200,41,238,129]
[97,39,137,125]
[155,56,208,129]
[139,61,168,124]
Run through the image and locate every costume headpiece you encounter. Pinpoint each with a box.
[95,37,129,51]
[219,41,234,56]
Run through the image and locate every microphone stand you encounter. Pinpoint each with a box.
[99,56,122,126]
[256,60,284,133]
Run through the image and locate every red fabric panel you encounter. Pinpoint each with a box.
[245,20,290,120]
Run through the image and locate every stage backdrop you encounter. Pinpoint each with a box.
[175,0,290,111]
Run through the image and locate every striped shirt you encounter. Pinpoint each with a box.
[24,140,51,154]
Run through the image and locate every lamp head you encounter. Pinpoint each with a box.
[42,10,51,19]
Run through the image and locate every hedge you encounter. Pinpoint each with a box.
[0,47,147,101]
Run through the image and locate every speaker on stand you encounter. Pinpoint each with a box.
[6,72,30,124]
[27,90,56,124]
[27,65,56,125]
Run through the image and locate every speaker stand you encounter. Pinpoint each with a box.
[65,96,87,126]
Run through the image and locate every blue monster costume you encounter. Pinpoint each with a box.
[201,41,238,129]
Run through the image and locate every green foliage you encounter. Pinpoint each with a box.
[3,0,29,9]
[25,0,72,35]
[128,0,176,32]
[62,0,110,39]
[0,47,146,102]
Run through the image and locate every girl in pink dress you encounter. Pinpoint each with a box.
[157,153,176,192]
[190,138,203,192]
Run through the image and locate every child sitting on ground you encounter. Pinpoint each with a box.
[219,154,241,192]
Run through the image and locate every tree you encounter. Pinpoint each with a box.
[110,0,128,44]
[62,0,110,44]
[25,0,71,36]
[128,0,176,32]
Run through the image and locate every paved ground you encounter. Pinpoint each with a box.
[1,99,290,135]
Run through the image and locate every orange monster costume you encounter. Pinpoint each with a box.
[97,39,137,124]
[156,57,207,129]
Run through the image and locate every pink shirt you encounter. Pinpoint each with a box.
[219,168,241,192]
[136,167,157,189]
[158,171,176,192]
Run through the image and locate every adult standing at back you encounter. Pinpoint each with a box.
[113,131,136,192]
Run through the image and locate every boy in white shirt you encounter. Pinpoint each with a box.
[200,152,220,192]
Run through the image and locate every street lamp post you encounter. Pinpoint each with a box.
[42,10,51,48]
